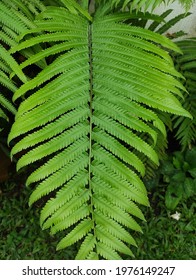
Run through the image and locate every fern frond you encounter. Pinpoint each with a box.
[56,218,94,250]
[94,211,137,246]
[29,154,89,205]
[50,204,90,234]
[75,234,96,260]
[148,9,173,31]
[93,145,146,193]
[0,110,6,121]
[156,12,191,35]
[0,0,47,72]
[0,93,16,116]
[40,172,88,226]
[5,0,35,20]
[108,0,195,13]
[0,46,27,83]
[92,163,149,206]
[92,177,145,220]
[131,0,162,12]
[42,188,90,231]
[86,251,99,259]
[0,1,30,35]
[93,115,159,164]
[10,125,88,170]
[172,39,196,149]
[25,136,89,183]
[96,225,134,257]
[0,71,17,93]
[177,0,195,11]
[94,196,142,231]
[0,52,17,130]
[97,242,122,260]
[15,0,46,15]
[8,5,191,260]
[92,129,146,176]
[60,0,92,21]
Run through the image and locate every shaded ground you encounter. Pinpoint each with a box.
[0,167,195,260]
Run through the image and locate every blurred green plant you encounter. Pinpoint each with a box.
[162,147,196,210]
[1,167,195,260]
[172,39,196,150]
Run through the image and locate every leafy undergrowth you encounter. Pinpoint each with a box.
[0,172,77,260]
[132,195,196,260]
[0,162,195,260]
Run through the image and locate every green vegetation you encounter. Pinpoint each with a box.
[1,152,195,259]
[0,0,195,259]
[0,177,76,259]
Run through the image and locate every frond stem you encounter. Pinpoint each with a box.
[88,23,97,252]
[88,26,93,185]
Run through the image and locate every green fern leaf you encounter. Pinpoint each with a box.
[0,93,16,115]
[60,0,92,21]
[96,225,134,257]
[42,189,91,230]
[110,0,195,13]
[172,39,196,149]
[92,163,149,205]
[92,178,145,220]
[0,108,7,120]
[28,154,89,205]
[56,218,94,250]
[0,55,17,130]
[40,172,88,226]
[94,196,142,231]
[0,46,27,83]
[7,5,191,260]
[50,205,90,235]
[75,234,96,260]
[97,242,122,260]
[94,211,137,246]
[92,129,146,176]
[86,251,99,259]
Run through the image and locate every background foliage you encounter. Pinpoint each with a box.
[1,159,195,259]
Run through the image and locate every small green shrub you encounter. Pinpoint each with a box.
[161,147,196,210]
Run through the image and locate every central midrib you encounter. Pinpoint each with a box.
[88,22,97,251]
